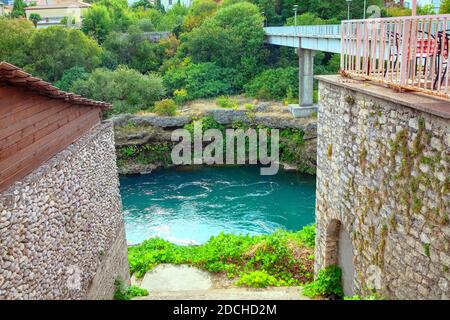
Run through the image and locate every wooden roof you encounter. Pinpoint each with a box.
[0,62,111,109]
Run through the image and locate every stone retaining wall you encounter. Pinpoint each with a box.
[0,122,130,300]
[315,77,449,299]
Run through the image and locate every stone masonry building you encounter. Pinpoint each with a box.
[0,62,130,299]
[315,75,449,299]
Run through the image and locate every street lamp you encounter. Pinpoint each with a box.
[363,0,367,19]
[346,0,352,21]
[293,5,298,26]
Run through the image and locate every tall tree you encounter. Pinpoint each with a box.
[11,0,26,18]
[26,27,103,81]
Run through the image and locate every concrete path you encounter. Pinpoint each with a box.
[132,264,310,300]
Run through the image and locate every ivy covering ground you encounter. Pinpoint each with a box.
[128,225,316,288]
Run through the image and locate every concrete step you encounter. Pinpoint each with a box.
[134,287,309,300]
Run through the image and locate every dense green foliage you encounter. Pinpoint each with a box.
[25,27,102,82]
[183,115,314,173]
[236,270,283,288]
[71,66,165,114]
[154,98,177,116]
[441,0,450,13]
[128,225,316,287]
[0,18,34,66]
[244,67,298,100]
[164,62,238,100]
[117,141,173,168]
[113,278,148,300]
[54,67,89,91]
[303,265,344,298]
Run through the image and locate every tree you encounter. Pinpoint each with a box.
[54,66,89,91]
[102,26,166,73]
[181,2,265,87]
[244,67,298,100]
[183,0,218,31]
[71,66,166,114]
[11,0,26,18]
[131,0,154,10]
[81,4,113,43]
[163,62,238,100]
[0,18,34,66]
[440,0,450,13]
[25,27,102,81]
[29,13,41,28]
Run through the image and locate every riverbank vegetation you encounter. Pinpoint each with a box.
[128,225,316,288]
[2,0,420,116]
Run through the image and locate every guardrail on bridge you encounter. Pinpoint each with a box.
[341,14,450,99]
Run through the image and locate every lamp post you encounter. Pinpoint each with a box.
[363,0,367,19]
[293,5,298,26]
[346,0,352,20]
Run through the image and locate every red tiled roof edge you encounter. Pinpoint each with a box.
[0,61,111,109]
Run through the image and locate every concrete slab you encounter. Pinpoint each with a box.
[139,264,213,292]
[288,104,318,118]
[135,287,310,300]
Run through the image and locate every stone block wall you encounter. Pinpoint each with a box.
[315,77,449,299]
[0,122,130,300]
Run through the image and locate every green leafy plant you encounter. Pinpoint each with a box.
[154,99,177,116]
[173,89,189,106]
[298,224,315,248]
[113,278,148,300]
[216,96,238,109]
[236,270,284,288]
[128,226,316,285]
[302,265,344,298]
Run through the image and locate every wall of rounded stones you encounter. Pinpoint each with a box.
[315,79,449,299]
[0,122,130,300]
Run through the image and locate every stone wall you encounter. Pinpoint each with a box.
[0,122,130,300]
[315,76,449,299]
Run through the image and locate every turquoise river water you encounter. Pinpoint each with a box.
[120,166,316,245]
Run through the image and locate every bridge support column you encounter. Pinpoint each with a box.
[288,48,317,117]
[299,49,315,107]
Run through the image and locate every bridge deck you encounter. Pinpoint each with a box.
[263,25,342,53]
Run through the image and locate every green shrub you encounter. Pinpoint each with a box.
[163,62,238,100]
[71,66,165,115]
[128,226,316,284]
[244,103,254,111]
[216,96,238,109]
[302,265,343,298]
[154,99,177,116]
[298,224,315,248]
[245,67,298,101]
[173,89,189,105]
[54,67,89,91]
[113,278,148,300]
[236,271,283,288]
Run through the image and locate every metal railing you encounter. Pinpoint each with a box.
[264,25,341,38]
[341,15,450,99]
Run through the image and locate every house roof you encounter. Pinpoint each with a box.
[0,62,111,109]
[24,0,91,10]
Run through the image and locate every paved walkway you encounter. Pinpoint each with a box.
[132,264,310,300]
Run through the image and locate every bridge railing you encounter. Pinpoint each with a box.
[341,15,450,99]
[264,25,341,38]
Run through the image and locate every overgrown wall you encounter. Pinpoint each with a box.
[0,123,130,300]
[315,76,449,299]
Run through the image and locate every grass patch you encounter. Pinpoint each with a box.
[113,278,148,300]
[128,225,316,287]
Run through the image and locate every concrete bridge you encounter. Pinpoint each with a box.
[264,25,342,113]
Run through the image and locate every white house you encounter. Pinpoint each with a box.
[160,0,192,11]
